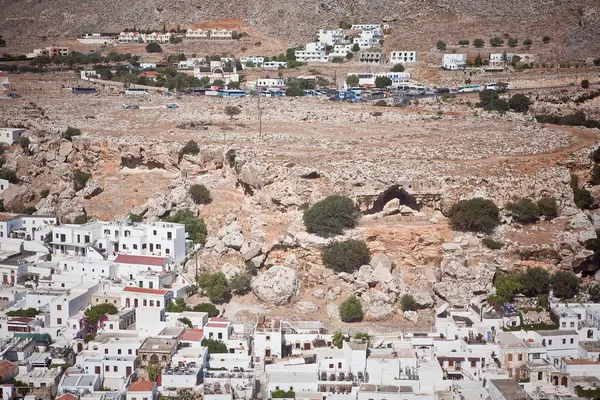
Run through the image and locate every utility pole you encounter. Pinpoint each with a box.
[258,93,262,139]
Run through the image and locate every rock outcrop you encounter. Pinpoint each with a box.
[252,265,299,305]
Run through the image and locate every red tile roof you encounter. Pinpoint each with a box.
[128,380,156,392]
[209,317,229,322]
[114,255,167,266]
[123,287,168,295]
[179,329,204,342]
[8,317,34,324]
[0,360,17,379]
[205,323,228,328]
[56,394,78,400]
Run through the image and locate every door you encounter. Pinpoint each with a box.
[95,366,101,374]
[126,366,132,377]
[134,299,138,307]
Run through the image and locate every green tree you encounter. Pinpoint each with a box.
[178,316,193,328]
[145,43,162,53]
[448,198,501,233]
[346,74,359,88]
[6,308,39,317]
[285,86,304,97]
[74,214,88,224]
[147,364,159,382]
[271,390,295,399]
[72,169,91,191]
[570,174,594,210]
[346,52,353,60]
[505,198,540,224]
[508,38,518,47]
[339,296,363,322]
[197,272,231,303]
[400,294,418,311]
[490,37,504,47]
[62,126,81,141]
[542,35,551,44]
[521,267,551,297]
[332,331,344,349]
[0,168,18,183]
[321,239,371,273]
[303,195,359,237]
[180,140,200,156]
[551,271,581,299]
[189,184,212,204]
[391,63,405,72]
[229,272,252,295]
[352,43,360,52]
[479,89,508,112]
[508,94,531,112]
[494,274,523,301]
[473,38,485,48]
[201,338,228,353]
[537,294,549,309]
[523,38,533,48]
[436,40,447,51]
[375,76,392,88]
[590,285,600,303]
[192,303,220,317]
[474,54,483,66]
[19,136,30,152]
[582,79,590,89]
[167,297,190,312]
[458,39,470,47]
[537,197,558,219]
[165,209,207,245]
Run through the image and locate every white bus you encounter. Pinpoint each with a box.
[458,85,481,93]
[124,88,149,95]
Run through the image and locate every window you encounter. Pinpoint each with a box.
[114,366,118,372]
[133,244,138,250]
[338,362,342,369]
[128,349,132,355]
[57,305,62,311]
[162,355,167,361]
[153,230,157,236]
[329,364,334,368]
[150,300,154,306]
[548,340,552,345]
[143,300,147,306]
[507,354,513,362]
[295,343,301,349]
[449,360,454,366]
[166,248,170,254]
[218,332,222,339]
[57,318,62,324]
[518,354,523,361]
[110,324,114,329]
[104,349,108,354]
[105,366,109,372]
[471,361,476,367]
[562,322,566,327]
[570,338,574,344]
[142,244,147,249]
[562,339,566,344]
[156,244,161,250]
[142,355,147,361]
[118,349,122,355]
[209,332,213,339]
[167,232,172,239]
[157,301,160,307]
[266,335,270,341]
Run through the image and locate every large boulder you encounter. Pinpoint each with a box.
[222,231,245,250]
[252,265,299,305]
[82,179,103,199]
[361,290,395,320]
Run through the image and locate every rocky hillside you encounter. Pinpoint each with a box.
[1,0,600,59]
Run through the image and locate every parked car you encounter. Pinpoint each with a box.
[435,88,450,94]
[122,103,139,109]
[6,93,20,98]
[166,103,179,109]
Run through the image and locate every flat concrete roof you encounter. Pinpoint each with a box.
[490,379,528,400]
[537,330,578,336]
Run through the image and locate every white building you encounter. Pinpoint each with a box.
[317,29,344,46]
[331,44,353,57]
[77,34,116,45]
[121,286,172,310]
[0,128,25,145]
[390,51,418,64]
[357,384,414,400]
[295,50,329,63]
[126,380,157,400]
[185,29,210,40]
[359,52,385,63]
[263,61,288,69]
[442,54,467,70]
[351,24,383,31]
[58,370,101,394]
[239,56,264,68]
[353,36,375,50]
[252,78,285,90]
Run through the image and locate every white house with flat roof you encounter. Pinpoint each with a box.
[317,29,344,46]
[390,51,417,64]
[332,44,352,57]
[0,128,25,145]
[442,54,467,70]
[0,179,9,195]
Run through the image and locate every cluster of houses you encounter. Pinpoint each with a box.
[0,208,599,400]
[442,52,535,70]
[26,46,70,59]
[77,29,236,45]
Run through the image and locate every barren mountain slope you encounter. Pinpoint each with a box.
[1,0,599,59]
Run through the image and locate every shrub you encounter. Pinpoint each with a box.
[590,285,600,303]
[592,147,600,164]
[40,189,50,198]
[145,43,162,53]
[83,334,96,343]
[22,206,37,215]
[448,198,501,233]
[181,140,200,156]
[458,39,469,46]
[201,338,228,353]
[339,296,363,322]
[521,267,551,297]
[570,174,594,210]
[129,213,143,222]
[0,168,18,183]
[6,308,39,317]
[542,36,551,44]
[197,272,231,303]
[165,209,207,244]
[224,106,241,119]
[436,40,446,51]
[167,297,190,312]
[331,57,345,63]
[321,239,371,273]
[352,43,360,52]
[523,38,533,47]
[537,294,549,308]
[303,195,359,237]
[537,197,558,219]
[285,86,304,97]
[482,237,503,250]
[508,38,518,47]
[550,271,580,299]
[479,89,509,112]
[19,136,30,151]
[72,169,91,191]
[272,390,295,399]
[490,37,504,47]
[229,272,252,295]
[391,63,405,72]
[192,303,220,317]
[508,94,531,113]
[400,294,418,311]
[582,79,590,89]
[189,184,212,204]
[62,127,81,141]
[505,198,540,224]
[473,38,485,48]
[375,100,387,107]
[74,214,89,224]
[84,303,118,331]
